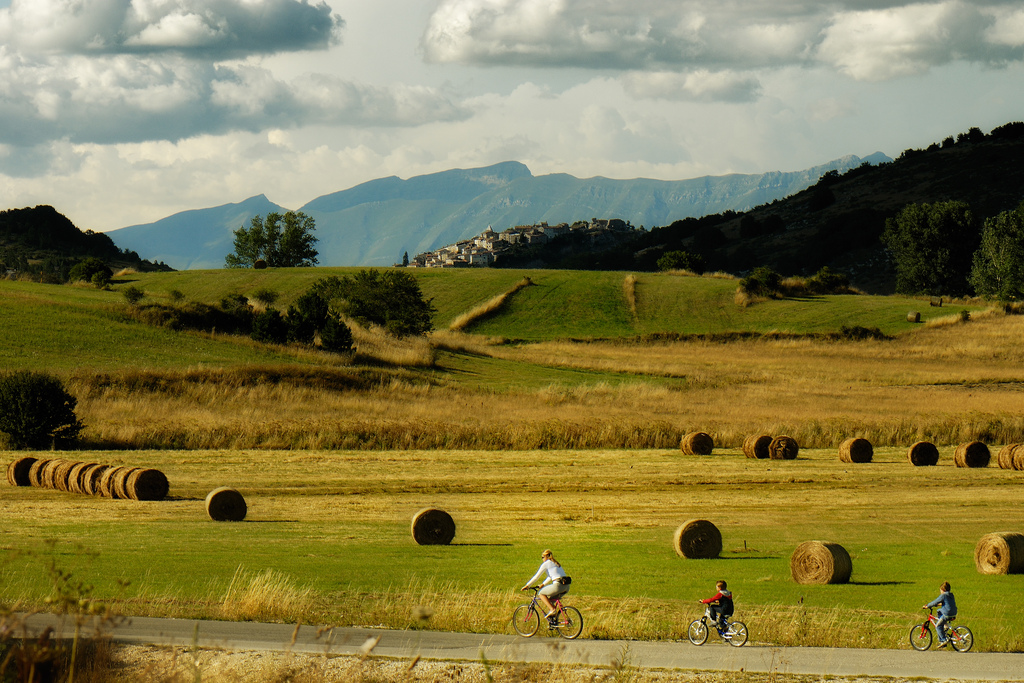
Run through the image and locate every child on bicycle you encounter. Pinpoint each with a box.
[522,549,571,626]
[699,580,734,631]
[923,581,957,648]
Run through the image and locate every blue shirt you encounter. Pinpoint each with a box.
[927,591,957,617]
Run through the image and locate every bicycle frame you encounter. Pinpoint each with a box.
[525,588,567,621]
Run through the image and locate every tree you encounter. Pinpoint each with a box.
[314,270,434,337]
[880,201,979,296]
[0,371,84,449]
[970,202,1024,300]
[286,291,330,344]
[225,211,318,268]
[251,309,289,344]
[69,257,112,286]
[402,251,410,267]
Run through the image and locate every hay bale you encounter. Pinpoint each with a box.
[52,460,79,492]
[742,434,771,459]
[672,519,722,559]
[769,436,799,460]
[907,441,940,466]
[126,468,169,501]
[1014,445,1024,472]
[411,508,456,545]
[680,431,714,455]
[791,541,852,584]
[907,311,920,323]
[67,462,90,493]
[28,459,50,487]
[7,457,38,487]
[98,466,128,498]
[954,441,991,468]
[997,444,1019,470]
[839,438,873,464]
[206,487,247,521]
[81,464,109,496]
[40,459,68,490]
[114,467,141,499]
[974,532,1024,575]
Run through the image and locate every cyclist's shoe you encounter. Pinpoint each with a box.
[547,615,558,628]
[937,640,949,648]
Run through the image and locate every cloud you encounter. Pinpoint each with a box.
[622,70,762,102]
[0,50,470,146]
[0,0,343,58]
[422,0,1024,84]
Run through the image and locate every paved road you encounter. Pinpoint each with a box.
[18,613,1024,681]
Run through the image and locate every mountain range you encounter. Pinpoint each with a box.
[106,155,890,270]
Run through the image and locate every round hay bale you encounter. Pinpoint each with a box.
[680,431,714,455]
[411,508,456,545]
[907,311,920,323]
[126,468,169,501]
[769,436,799,460]
[41,459,68,490]
[98,466,128,498]
[907,441,939,466]
[52,460,79,492]
[67,462,90,493]
[974,532,1024,575]
[997,444,1019,470]
[114,467,141,499]
[790,541,852,584]
[28,459,50,487]
[7,457,38,487]
[81,464,109,496]
[206,487,247,521]
[839,438,873,464]
[742,434,772,459]
[672,519,722,559]
[1013,445,1024,472]
[954,441,991,468]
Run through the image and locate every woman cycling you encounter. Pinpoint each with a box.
[522,549,572,625]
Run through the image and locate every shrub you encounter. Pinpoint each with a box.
[315,270,435,337]
[0,371,84,449]
[740,266,782,298]
[807,266,851,294]
[169,289,185,303]
[122,285,145,305]
[251,288,280,307]
[287,291,329,344]
[251,309,289,344]
[656,250,706,274]
[320,315,354,353]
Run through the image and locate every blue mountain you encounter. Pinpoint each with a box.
[107,155,890,269]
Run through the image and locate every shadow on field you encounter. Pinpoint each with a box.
[849,580,912,586]
[451,543,513,547]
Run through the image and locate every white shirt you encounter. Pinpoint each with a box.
[525,559,567,587]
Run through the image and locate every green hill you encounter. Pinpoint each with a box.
[14,267,972,349]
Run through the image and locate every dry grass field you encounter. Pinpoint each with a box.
[56,309,1024,451]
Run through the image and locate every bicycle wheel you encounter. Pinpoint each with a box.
[512,604,540,637]
[556,606,584,639]
[725,621,748,647]
[950,625,974,652]
[688,619,709,645]
[909,624,932,650]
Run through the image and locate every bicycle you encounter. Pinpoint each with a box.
[688,605,748,647]
[511,586,584,639]
[909,607,973,652]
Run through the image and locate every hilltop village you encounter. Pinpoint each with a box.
[406,219,638,268]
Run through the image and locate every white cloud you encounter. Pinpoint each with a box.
[0,0,343,57]
[0,52,469,146]
[622,70,762,102]
[423,0,1024,85]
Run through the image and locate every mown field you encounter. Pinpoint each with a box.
[2,447,1023,651]
[2,269,1023,652]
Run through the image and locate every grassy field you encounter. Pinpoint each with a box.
[2,270,1023,655]
[2,446,1023,651]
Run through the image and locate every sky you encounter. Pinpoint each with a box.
[1,0,1024,233]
